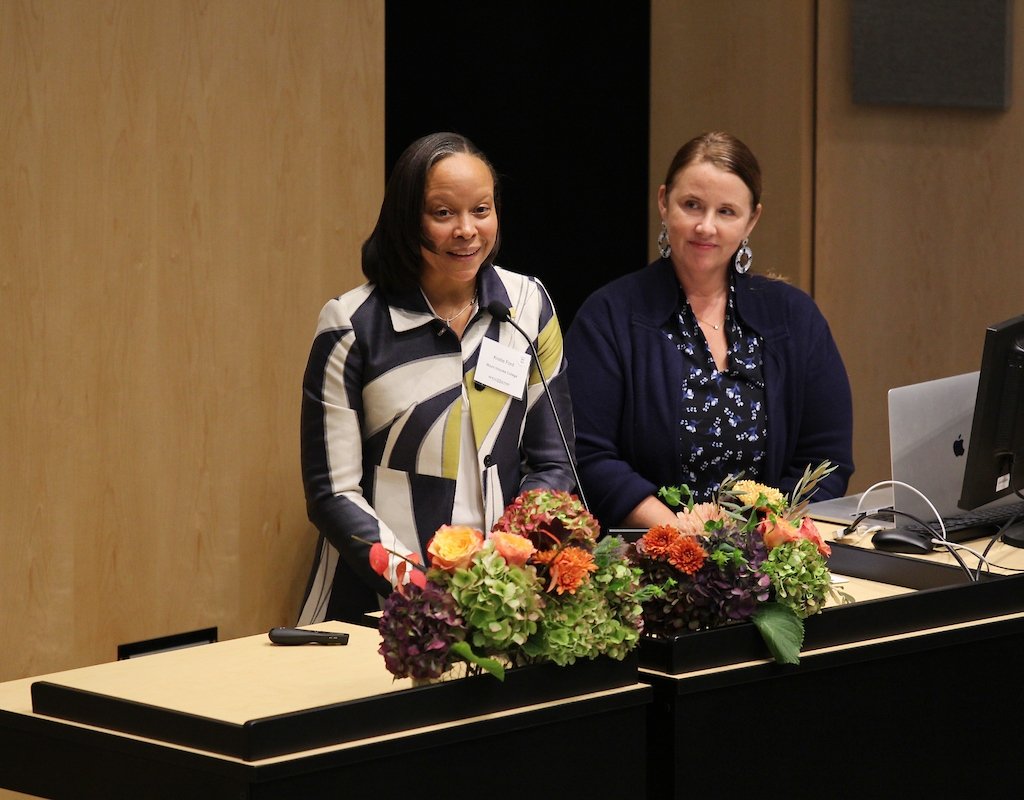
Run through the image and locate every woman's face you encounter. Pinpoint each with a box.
[420,153,498,290]
[658,160,761,282]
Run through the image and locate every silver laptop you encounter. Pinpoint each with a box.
[886,371,1016,523]
[809,371,1009,527]
[805,485,894,526]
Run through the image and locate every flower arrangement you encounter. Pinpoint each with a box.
[631,461,853,665]
[372,489,660,682]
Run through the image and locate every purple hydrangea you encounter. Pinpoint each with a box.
[377,581,467,680]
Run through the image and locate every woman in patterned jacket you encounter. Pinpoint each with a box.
[297,132,576,624]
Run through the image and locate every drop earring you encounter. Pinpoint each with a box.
[733,239,753,274]
[658,222,671,259]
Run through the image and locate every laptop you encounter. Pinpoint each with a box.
[886,372,979,523]
[887,371,1019,525]
[805,486,894,526]
[808,371,1019,531]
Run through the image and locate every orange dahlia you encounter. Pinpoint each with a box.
[667,535,707,575]
[534,545,597,595]
[640,524,680,558]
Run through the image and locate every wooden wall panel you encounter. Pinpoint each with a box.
[0,0,383,680]
[650,0,815,288]
[815,1,1024,491]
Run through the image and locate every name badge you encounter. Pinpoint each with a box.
[475,337,531,399]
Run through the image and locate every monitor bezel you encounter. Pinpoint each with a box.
[958,313,1024,511]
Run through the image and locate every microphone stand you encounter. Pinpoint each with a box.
[486,301,590,511]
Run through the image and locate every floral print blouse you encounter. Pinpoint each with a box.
[667,283,767,501]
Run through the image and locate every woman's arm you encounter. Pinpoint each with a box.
[300,300,395,598]
[621,495,681,529]
[565,293,669,527]
[782,306,855,501]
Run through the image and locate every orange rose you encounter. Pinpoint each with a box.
[491,531,536,566]
[760,516,801,550]
[426,525,484,571]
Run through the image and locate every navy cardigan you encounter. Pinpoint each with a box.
[564,259,854,528]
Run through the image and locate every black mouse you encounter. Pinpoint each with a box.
[1000,520,1024,547]
[871,527,936,554]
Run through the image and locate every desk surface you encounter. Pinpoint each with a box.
[0,623,652,799]
[3,621,408,729]
[0,621,648,762]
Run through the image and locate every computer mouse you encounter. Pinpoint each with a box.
[870,527,936,554]
[1000,520,1024,547]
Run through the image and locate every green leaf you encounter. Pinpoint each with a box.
[658,485,686,508]
[787,460,838,518]
[450,641,506,680]
[751,602,805,665]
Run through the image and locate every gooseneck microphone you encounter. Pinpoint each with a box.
[486,301,589,511]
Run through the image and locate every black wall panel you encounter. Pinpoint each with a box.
[851,0,1012,110]
[384,2,651,326]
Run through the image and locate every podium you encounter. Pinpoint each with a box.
[0,622,651,799]
[639,525,1024,797]
[5,525,1024,798]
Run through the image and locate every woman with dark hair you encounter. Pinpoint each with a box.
[565,131,853,530]
[298,132,575,623]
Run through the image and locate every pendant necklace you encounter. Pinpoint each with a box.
[439,294,476,326]
[696,317,723,331]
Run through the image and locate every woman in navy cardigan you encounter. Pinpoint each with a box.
[565,131,853,530]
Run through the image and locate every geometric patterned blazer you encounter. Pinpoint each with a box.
[297,263,576,624]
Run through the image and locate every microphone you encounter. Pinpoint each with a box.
[486,301,589,511]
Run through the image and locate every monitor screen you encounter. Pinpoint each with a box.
[958,313,1024,512]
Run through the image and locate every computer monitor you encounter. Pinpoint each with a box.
[958,313,1024,546]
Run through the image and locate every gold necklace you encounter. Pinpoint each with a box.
[696,317,723,331]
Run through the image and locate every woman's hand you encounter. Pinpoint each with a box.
[621,495,681,530]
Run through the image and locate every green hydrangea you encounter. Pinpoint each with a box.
[759,538,831,619]
[440,547,544,654]
[521,581,613,666]
[522,537,655,665]
[592,536,655,628]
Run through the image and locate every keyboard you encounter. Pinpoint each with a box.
[902,499,1024,541]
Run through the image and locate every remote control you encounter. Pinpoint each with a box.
[268,627,350,645]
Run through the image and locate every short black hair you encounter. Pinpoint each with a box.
[361,132,502,293]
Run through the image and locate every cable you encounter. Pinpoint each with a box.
[884,507,976,581]
[836,480,982,581]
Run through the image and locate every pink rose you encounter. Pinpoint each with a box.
[426,525,484,571]
[491,531,536,566]
[798,517,831,557]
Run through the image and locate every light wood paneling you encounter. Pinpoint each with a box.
[815,1,1024,491]
[650,0,815,288]
[0,0,383,680]
[653,1,1024,498]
